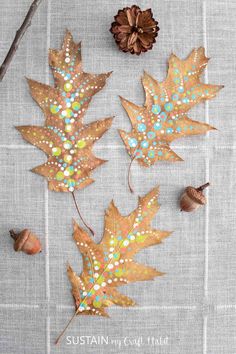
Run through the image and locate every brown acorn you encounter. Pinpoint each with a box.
[180,183,210,212]
[9,229,42,255]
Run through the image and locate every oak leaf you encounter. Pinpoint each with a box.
[119,47,223,167]
[17,31,113,192]
[67,187,170,319]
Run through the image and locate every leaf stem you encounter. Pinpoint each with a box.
[71,192,95,236]
[55,311,77,345]
[128,156,135,194]
[0,0,43,82]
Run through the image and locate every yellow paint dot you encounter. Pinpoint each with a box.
[50,104,59,114]
[65,124,72,132]
[64,154,72,163]
[65,109,73,118]
[64,83,72,92]
[77,140,86,149]
[65,167,74,176]
[72,101,81,111]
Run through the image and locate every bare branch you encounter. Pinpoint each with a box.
[0,0,43,82]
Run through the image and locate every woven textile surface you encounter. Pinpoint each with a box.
[0,0,235,353]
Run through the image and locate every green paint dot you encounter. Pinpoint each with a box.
[115,268,123,277]
[136,234,146,243]
[56,171,64,181]
[93,300,102,308]
[52,147,61,156]
[77,140,86,149]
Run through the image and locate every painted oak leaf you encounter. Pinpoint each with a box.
[17,31,113,192]
[67,187,170,319]
[119,47,223,167]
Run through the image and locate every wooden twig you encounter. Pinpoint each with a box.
[0,0,43,82]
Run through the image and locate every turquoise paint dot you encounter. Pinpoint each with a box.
[154,122,162,130]
[137,115,142,121]
[135,149,143,158]
[160,112,167,121]
[147,131,155,139]
[172,94,179,101]
[174,77,180,84]
[154,95,158,100]
[178,86,184,93]
[152,105,161,115]
[158,151,163,156]
[182,97,189,104]
[166,127,174,134]
[148,150,155,158]
[176,126,181,132]
[138,123,146,132]
[164,102,174,112]
[128,138,138,148]
[141,140,149,148]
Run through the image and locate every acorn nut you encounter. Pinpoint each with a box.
[180,182,210,212]
[9,229,42,255]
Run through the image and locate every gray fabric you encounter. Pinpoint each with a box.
[0,0,236,353]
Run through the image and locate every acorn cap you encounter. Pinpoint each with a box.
[185,186,206,205]
[13,229,30,251]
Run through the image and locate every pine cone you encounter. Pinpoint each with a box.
[110,5,159,55]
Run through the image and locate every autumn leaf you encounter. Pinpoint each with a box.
[17,31,113,192]
[119,47,223,169]
[56,187,171,343]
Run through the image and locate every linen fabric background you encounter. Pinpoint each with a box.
[0,0,235,353]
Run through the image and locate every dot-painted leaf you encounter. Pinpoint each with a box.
[17,31,113,192]
[119,47,223,167]
[67,187,171,318]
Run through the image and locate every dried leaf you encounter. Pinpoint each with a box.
[119,47,223,167]
[68,187,170,317]
[17,31,113,192]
